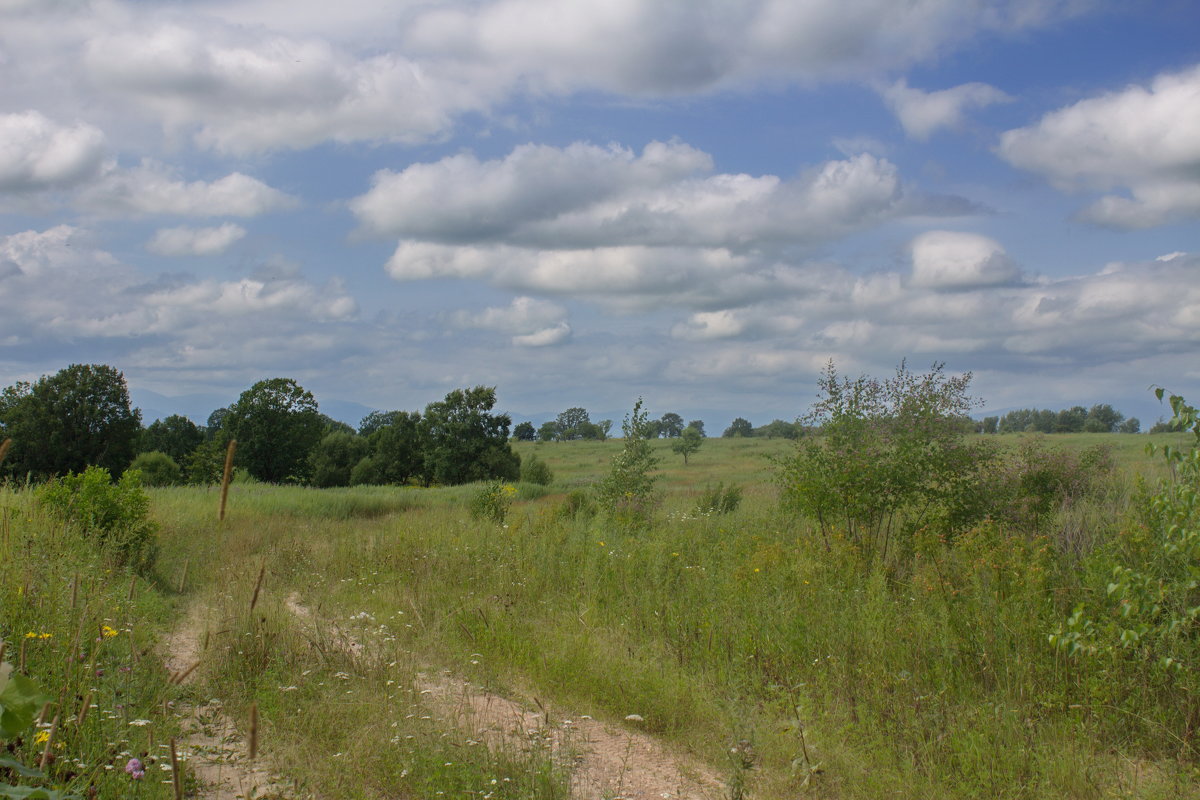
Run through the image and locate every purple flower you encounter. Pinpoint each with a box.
[125,758,145,779]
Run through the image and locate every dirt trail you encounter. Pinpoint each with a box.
[286,592,725,800]
[162,601,293,800]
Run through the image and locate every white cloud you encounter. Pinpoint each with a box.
[450,296,571,347]
[0,111,106,191]
[0,226,357,366]
[671,310,747,341]
[880,79,1011,140]
[909,230,1022,289]
[998,63,1200,228]
[80,161,294,217]
[146,223,246,256]
[355,141,968,253]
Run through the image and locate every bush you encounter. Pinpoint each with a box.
[128,450,181,486]
[468,481,516,524]
[36,466,158,573]
[695,483,742,515]
[520,454,554,486]
[594,398,660,528]
[558,489,596,520]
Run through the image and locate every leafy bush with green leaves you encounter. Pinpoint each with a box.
[777,361,992,558]
[593,398,660,528]
[128,450,181,486]
[468,481,516,524]
[35,466,158,573]
[520,453,554,486]
[1050,390,1200,754]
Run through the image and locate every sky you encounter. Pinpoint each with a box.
[2,0,1199,429]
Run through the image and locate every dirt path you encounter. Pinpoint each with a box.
[286,593,725,800]
[162,601,294,800]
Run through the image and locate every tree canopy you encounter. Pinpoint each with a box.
[0,364,141,478]
[224,377,324,483]
[422,386,519,485]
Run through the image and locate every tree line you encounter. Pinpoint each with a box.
[979,404,1141,435]
[0,364,521,488]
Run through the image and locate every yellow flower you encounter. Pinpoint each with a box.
[33,730,50,745]
[598,541,605,547]
[25,632,52,639]
[101,625,119,638]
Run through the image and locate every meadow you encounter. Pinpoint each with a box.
[3,431,1199,799]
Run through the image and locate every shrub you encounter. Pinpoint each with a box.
[468,481,516,524]
[558,489,596,520]
[128,450,181,486]
[695,483,742,515]
[593,398,660,528]
[777,360,991,558]
[521,454,554,486]
[36,465,158,573]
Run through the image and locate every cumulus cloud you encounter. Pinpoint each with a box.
[355,140,972,254]
[80,161,294,217]
[909,230,1022,289]
[0,111,106,191]
[998,63,1200,228]
[450,296,571,347]
[0,225,357,368]
[145,223,246,256]
[880,79,1011,140]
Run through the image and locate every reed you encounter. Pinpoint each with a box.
[219,438,237,521]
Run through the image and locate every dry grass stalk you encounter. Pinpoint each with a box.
[75,690,93,727]
[18,637,26,671]
[170,660,201,685]
[0,438,11,465]
[249,561,266,612]
[248,702,259,761]
[177,558,189,594]
[69,573,78,610]
[219,439,237,521]
[0,640,7,664]
[38,713,59,769]
[127,574,136,602]
[170,737,183,800]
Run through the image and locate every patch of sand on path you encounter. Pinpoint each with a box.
[286,592,725,800]
[162,600,295,800]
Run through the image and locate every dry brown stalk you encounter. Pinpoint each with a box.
[177,559,189,594]
[170,660,201,685]
[170,737,183,800]
[249,561,266,612]
[38,713,59,769]
[248,702,259,761]
[0,438,11,465]
[219,439,237,521]
[75,690,93,727]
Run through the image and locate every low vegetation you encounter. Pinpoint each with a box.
[3,363,1200,798]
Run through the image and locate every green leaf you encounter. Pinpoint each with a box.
[0,758,44,779]
[0,670,51,740]
[0,786,82,800]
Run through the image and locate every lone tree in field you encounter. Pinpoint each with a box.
[594,398,660,526]
[0,363,141,479]
[672,425,703,465]
[723,417,753,437]
[224,377,324,483]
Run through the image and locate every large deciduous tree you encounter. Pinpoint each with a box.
[224,378,324,483]
[0,364,141,478]
[422,386,520,485]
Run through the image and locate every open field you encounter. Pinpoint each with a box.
[4,432,1200,799]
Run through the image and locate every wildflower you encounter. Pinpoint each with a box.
[128,719,153,727]
[34,730,50,745]
[125,757,145,779]
[101,625,119,638]
[25,632,52,639]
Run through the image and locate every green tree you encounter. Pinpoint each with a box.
[319,414,356,436]
[756,419,800,439]
[309,432,370,488]
[1120,416,1141,434]
[1085,403,1124,433]
[686,419,706,437]
[206,406,231,435]
[140,414,204,464]
[556,407,592,440]
[359,410,404,437]
[594,398,660,526]
[371,411,425,484]
[659,412,684,438]
[224,377,324,483]
[982,415,999,434]
[723,417,753,437]
[672,425,704,465]
[538,420,561,442]
[0,364,141,479]
[513,421,537,441]
[422,386,520,485]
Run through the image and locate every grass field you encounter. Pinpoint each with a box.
[3,432,1199,799]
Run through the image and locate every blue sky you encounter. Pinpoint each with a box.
[1,0,1198,429]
